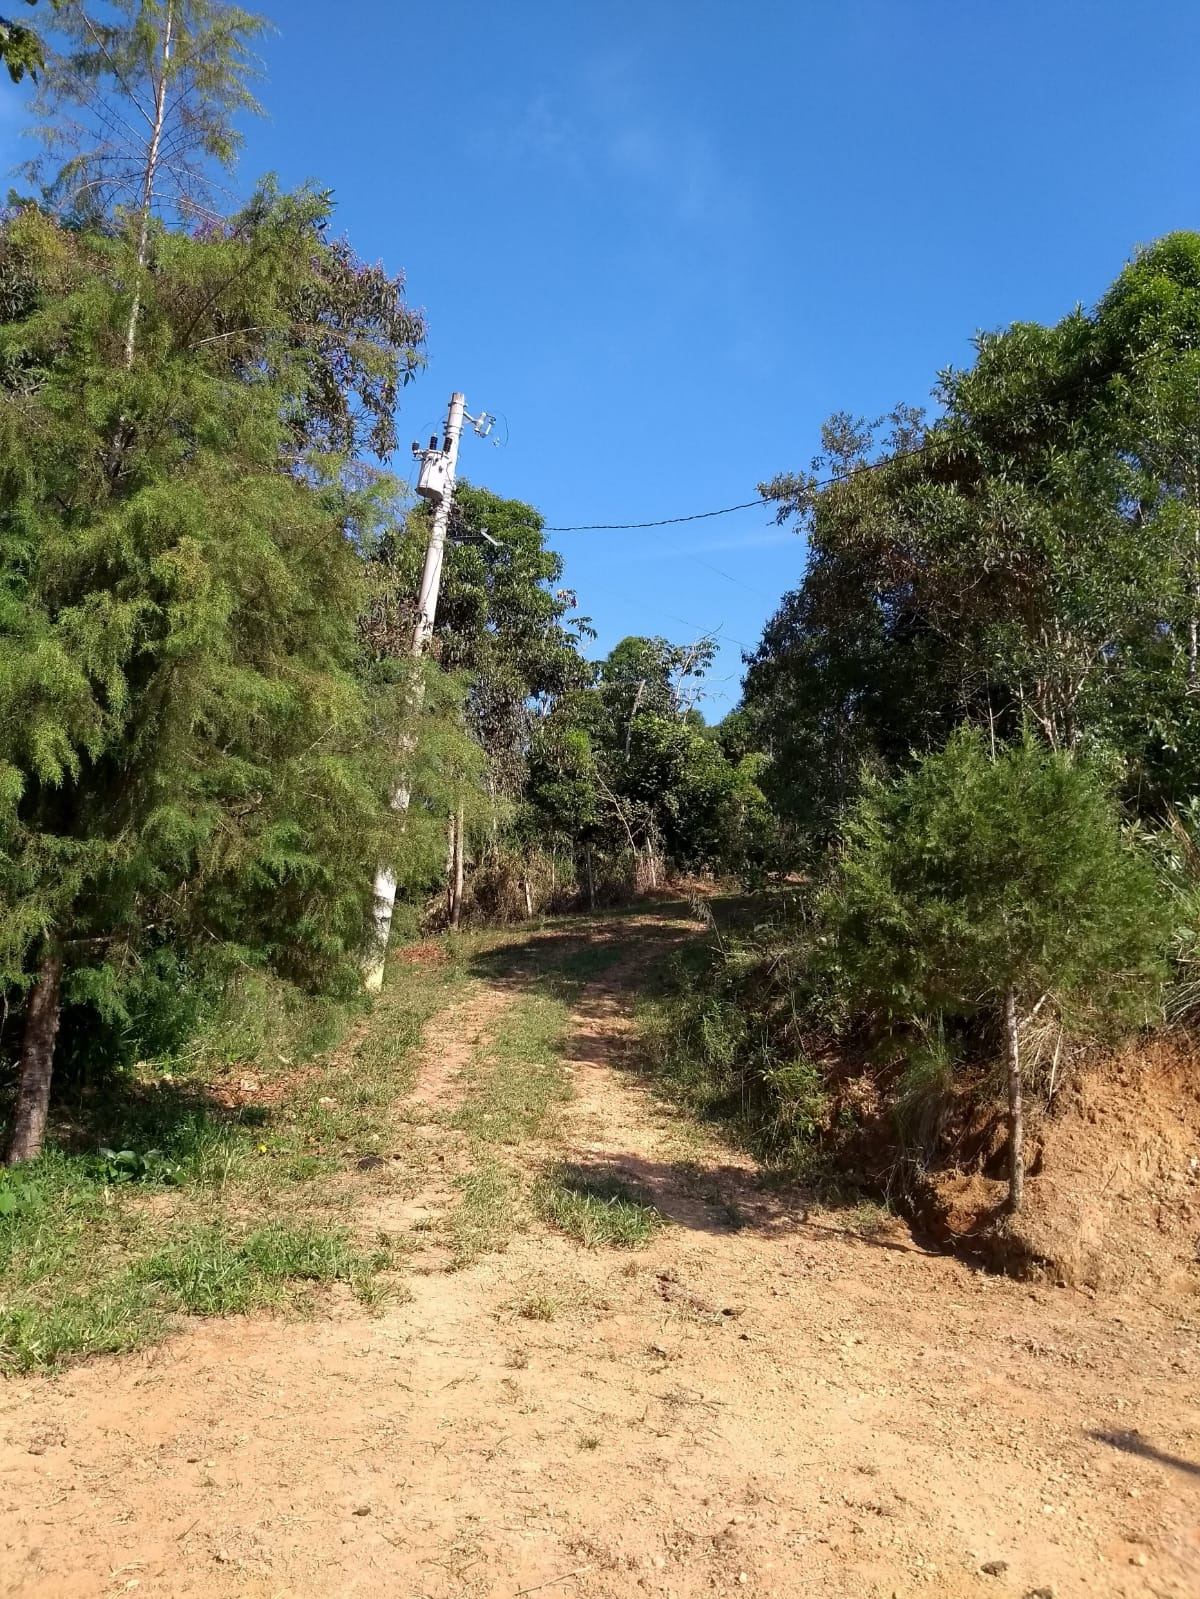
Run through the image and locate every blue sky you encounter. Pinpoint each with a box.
[9,1,1200,715]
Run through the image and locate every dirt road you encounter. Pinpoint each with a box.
[1,910,1197,1598]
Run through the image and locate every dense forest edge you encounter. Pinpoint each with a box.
[2,1,1200,1364]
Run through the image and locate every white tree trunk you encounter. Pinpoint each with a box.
[124,0,174,368]
[450,799,465,929]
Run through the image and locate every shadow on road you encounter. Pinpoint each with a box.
[1088,1430,1200,1478]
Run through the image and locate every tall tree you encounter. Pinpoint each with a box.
[747,240,1200,835]
[26,0,268,360]
[0,189,427,1162]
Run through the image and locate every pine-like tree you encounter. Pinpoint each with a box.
[825,729,1169,1211]
[0,188,425,1162]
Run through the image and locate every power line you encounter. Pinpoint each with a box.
[541,445,931,535]
[543,497,770,533]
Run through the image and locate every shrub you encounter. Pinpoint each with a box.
[824,728,1169,1211]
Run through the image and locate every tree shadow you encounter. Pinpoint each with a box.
[465,909,697,1000]
[467,909,950,1256]
[47,1071,274,1163]
[1088,1430,1200,1478]
[541,1147,939,1254]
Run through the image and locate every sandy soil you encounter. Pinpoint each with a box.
[0,912,1197,1599]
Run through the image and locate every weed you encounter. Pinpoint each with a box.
[577,1432,601,1450]
[537,1165,665,1249]
[517,1292,559,1321]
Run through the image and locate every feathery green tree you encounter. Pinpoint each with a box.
[0,0,58,82]
[0,189,426,1162]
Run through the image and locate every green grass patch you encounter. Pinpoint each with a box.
[138,1219,384,1315]
[449,990,573,1145]
[0,1219,385,1373]
[0,952,464,1370]
[537,1164,666,1249]
[447,1157,524,1265]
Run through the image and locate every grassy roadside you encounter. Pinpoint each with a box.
[0,909,693,1370]
[0,949,468,1372]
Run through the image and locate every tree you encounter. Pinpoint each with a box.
[0,190,428,1162]
[1,0,58,82]
[26,0,269,360]
[824,729,1168,1211]
[749,236,1200,842]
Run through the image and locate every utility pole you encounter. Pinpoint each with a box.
[411,390,467,656]
[365,391,472,993]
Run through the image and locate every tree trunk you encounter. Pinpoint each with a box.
[7,951,64,1165]
[123,0,174,368]
[1003,988,1025,1215]
[645,846,659,892]
[444,811,456,924]
[585,846,596,911]
[450,799,465,930]
[523,876,533,919]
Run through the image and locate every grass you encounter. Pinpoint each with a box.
[537,1164,666,1249]
[0,950,465,1370]
[137,1219,385,1314]
[441,917,684,1264]
[517,1292,559,1321]
[447,1157,524,1265]
[0,1219,386,1373]
[449,990,575,1145]
[441,971,579,1262]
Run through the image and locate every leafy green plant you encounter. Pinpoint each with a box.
[96,1147,182,1186]
[0,1169,40,1218]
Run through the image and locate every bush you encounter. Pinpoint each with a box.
[824,728,1169,1210]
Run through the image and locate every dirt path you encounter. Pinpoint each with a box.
[1,911,1198,1598]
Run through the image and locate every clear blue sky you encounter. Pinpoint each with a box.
[12,1,1200,715]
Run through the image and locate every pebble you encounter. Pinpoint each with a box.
[981,1560,1009,1577]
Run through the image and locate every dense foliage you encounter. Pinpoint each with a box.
[655,235,1200,1220]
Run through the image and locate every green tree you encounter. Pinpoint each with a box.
[0,190,426,1162]
[749,242,1200,837]
[0,0,58,82]
[26,0,269,360]
[825,730,1168,1211]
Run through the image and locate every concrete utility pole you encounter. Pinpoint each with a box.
[411,390,467,657]
[364,391,468,993]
